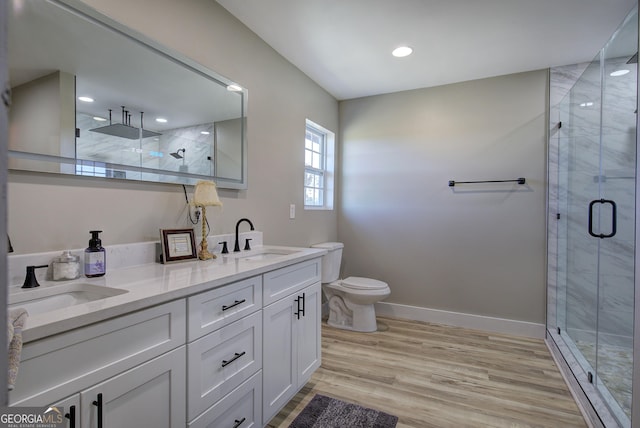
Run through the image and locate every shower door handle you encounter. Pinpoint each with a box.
[588,199,617,238]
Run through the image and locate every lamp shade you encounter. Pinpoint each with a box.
[193,180,223,207]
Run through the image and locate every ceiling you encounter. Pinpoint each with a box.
[216,0,637,100]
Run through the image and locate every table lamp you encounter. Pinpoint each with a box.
[192,180,223,260]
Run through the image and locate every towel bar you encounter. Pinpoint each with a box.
[448,177,525,187]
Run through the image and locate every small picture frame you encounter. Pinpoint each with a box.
[160,228,197,264]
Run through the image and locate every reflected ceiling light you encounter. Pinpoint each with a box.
[580,102,594,107]
[392,46,413,57]
[155,117,168,123]
[227,84,242,92]
[78,96,94,102]
[93,116,107,121]
[610,69,630,77]
[200,131,210,135]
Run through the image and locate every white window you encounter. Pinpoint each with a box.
[304,119,334,210]
[76,160,107,177]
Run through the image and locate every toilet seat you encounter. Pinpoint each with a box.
[340,276,388,290]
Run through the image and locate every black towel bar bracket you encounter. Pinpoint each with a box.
[448,177,526,187]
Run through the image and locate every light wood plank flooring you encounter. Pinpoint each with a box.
[267,316,587,428]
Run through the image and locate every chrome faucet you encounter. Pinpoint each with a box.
[234,218,255,252]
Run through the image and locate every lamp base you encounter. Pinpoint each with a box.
[198,237,217,261]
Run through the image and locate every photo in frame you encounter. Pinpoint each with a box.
[160,228,198,263]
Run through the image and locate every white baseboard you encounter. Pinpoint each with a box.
[374,301,545,339]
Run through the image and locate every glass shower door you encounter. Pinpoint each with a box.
[557,53,602,394]
[596,8,637,423]
[554,7,636,427]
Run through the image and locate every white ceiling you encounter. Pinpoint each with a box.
[216,0,637,100]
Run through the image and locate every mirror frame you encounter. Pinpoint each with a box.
[8,0,248,190]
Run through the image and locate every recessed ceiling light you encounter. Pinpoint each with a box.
[93,116,107,121]
[227,84,243,92]
[392,46,413,58]
[580,102,594,108]
[201,131,210,135]
[78,96,94,102]
[610,69,630,77]
[155,117,168,123]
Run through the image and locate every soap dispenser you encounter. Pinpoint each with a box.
[85,230,106,277]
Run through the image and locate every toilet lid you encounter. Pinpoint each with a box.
[341,276,388,290]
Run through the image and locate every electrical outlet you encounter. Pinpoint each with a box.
[289,204,296,219]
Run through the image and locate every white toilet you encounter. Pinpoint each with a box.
[311,242,390,332]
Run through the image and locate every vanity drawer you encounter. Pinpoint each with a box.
[187,275,262,342]
[187,310,262,421]
[263,258,321,306]
[188,371,262,428]
[10,300,186,406]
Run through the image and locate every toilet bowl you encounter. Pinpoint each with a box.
[311,243,391,333]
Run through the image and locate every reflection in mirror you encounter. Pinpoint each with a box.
[8,0,247,188]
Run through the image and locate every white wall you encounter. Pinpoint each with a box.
[338,70,548,324]
[8,0,339,253]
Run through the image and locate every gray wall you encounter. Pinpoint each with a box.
[7,0,339,253]
[338,70,548,324]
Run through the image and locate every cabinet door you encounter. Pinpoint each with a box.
[81,347,186,428]
[262,282,322,425]
[262,296,296,424]
[297,282,321,384]
[52,394,80,428]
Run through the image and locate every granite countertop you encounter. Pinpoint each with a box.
[8,244,326,343]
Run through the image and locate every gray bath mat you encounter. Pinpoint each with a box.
[289,394,398,428]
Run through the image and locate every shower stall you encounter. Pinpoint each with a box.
[547,6,638,427]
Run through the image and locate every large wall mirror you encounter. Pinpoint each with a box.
[8,0,247,189]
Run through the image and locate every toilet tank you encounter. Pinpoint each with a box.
[311,242,344,283]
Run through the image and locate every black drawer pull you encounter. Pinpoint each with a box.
[233,417,246,428]
[294,293,306,319]
[222,351,246,367]
[222,299,246,311]
[64,405,76,428]
[92,393,103,428]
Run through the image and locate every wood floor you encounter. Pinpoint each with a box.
[267,317,587,428]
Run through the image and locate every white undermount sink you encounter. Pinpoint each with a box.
[8,283,128,315]
[228,247,300,262]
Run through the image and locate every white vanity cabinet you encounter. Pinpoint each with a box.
[10,300,187,426]
[10,253,324,428]
[186,276,263,426]
[262,260,322,425]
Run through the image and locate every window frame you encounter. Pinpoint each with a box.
[304,119,334,210]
